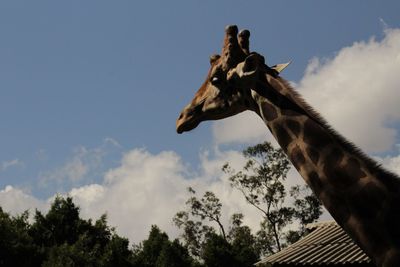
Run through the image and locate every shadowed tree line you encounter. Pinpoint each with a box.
[0,196,193,267]
[0,196,134,267]
[173,142,322,266]
[0,142,322,267]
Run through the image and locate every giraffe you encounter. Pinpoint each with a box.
[176,25,400,267]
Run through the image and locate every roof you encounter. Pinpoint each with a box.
[256,221,375,267]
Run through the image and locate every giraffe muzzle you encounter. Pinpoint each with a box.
[176,99,206,134]
[176,112,201,134]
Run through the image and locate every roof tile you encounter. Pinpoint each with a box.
[256,221,374,266]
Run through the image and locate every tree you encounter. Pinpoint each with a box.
[223,142,322,255]
[0,208,38,266]
[201,233,235,267]
[174,189,260,267]
[285,184,323,243]
[202,227,258,267]
[187,187,227,239]
[173,210,212,259]
[0,196,135,267]
[156,239,195,267]
[228,214,259,267]
[30,196,81,249]
[132,225,194,267]
[173,187,224,258]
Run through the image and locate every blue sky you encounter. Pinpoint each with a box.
[1,1,400,242]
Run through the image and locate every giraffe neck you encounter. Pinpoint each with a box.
[249,72,400,267]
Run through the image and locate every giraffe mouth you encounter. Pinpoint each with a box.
[176,99,206,134]
[176,111,202,134]
[176,119,200,134]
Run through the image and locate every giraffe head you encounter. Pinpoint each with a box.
[176,25,269,134]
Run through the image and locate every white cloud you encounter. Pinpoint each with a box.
[212,28,400,154]
[36,149,48,162]
[69,184,105,204]
[0,186,48,215]
[68,148,265,244]
[103,137,121,148]
[2,143,390,244]
[298,27,400,153]
[0,147,297,244]
[374,146,400,175]
[38,142,111,188]
[1,159,23,171]
[212,111,271,145]
[380,155,400,175]
[39,148,90,186]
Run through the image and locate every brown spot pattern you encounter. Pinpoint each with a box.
[308,171,323,194]
[322,191,350,222]
[351,182,385,219]
[307,147,320,165]
[269,78,284,92]
[286,120,301,137]
[380,172,400,194]
[323,148,344,172]
[303,119,332,149]
[273,124,292,149]
[344,157,367,179]
[291,145,305,170]
[281,108,301,117]
[384,195,400,246]
[358,223,388,258]
[324,149,360,188]
[262,102,278,121]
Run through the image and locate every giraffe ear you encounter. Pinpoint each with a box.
[271,61,291,73]
[241,53,265,77]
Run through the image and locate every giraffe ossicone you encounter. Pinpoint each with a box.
[176,25,400,267]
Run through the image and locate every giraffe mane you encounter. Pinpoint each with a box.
[275,76,400,182]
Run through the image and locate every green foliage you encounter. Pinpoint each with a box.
[103,235,134,267]
[290,185,323,226]
[174,190,260,266]
[173,210,213,258]
[30,196,81,248]
[0,208,38,266]
[0,141,322,267]
[202,233,235,267]
[132,225,194,267]
[156,239,194,267]
[202,229,257,267]
[0,196,135,267]
[42,241,94,267]
[228,214,260,267]
[186,188,226,239]
[223,141,322,255]
[173,188,225,258]
[0,197,196,267]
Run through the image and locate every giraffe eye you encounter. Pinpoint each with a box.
[211,76,221,85]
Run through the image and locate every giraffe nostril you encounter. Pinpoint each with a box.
[178,113,184,120]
